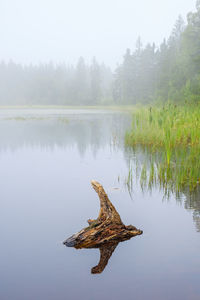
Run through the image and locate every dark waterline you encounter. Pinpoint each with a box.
[0,109,200,300]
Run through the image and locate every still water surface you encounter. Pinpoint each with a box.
[0,109,200,300]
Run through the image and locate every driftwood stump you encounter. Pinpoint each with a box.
[63,180,143,273]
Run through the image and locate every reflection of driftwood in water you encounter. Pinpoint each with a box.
[91,242,118,274]
[63,180,143,273]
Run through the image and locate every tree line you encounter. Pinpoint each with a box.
[0,57,113,105]
[114,1,200,104]
[1,1,200,105]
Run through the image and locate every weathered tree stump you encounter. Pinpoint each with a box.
[63,180,143,273]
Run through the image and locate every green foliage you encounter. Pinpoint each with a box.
[125,103,200,193]
[2,2,200,107]
[113,2,200,104]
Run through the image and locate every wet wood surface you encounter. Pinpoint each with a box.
[63,180,143,273]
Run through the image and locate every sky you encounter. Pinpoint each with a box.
[0,0,196,68]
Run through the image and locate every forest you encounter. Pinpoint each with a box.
[0,58,113,105]
[1,2,200,105]
[1,1,200,298]
[115,0,200,104]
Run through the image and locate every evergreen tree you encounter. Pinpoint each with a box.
[90,57,101,104]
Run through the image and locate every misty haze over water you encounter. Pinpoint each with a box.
[0,110,200,300]
[0,0,199,106]
[1,1,200,299]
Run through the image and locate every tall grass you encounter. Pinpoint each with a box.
[125,102,200,193]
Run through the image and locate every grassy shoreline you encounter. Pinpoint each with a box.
[125,103,200,193]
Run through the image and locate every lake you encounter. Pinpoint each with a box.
[1,109,200,300]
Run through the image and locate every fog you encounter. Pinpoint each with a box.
[0,0,199,105]
[0,0,196,67]
[1,2,200,298]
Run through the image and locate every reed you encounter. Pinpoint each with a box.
[125,102,200,193]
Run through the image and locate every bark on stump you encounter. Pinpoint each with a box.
[63,180,143,273]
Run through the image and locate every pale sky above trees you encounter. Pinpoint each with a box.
[0,0,196,67]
